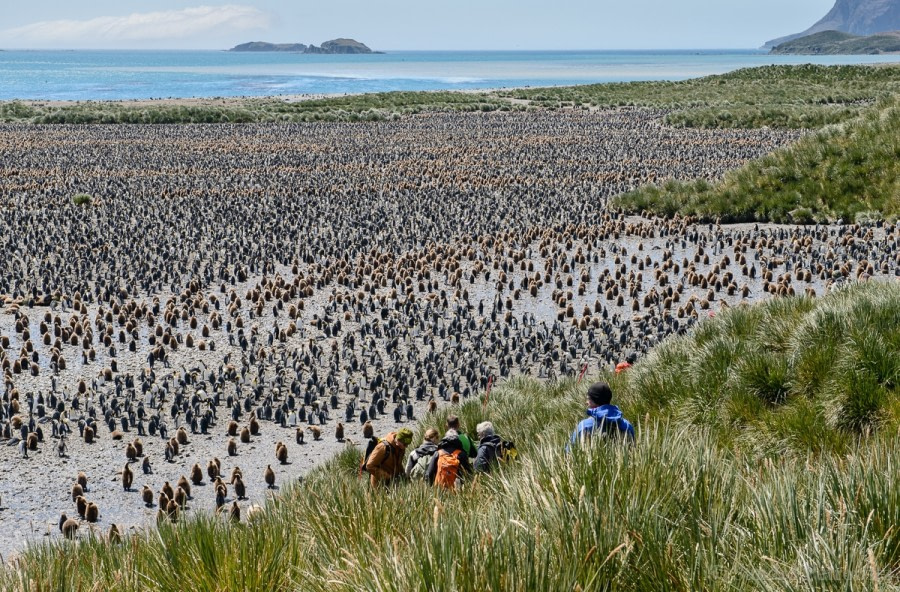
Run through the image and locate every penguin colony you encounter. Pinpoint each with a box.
[0,109,896,553]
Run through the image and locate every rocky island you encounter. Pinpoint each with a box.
[229,38,377,54]
[771,29,900,54]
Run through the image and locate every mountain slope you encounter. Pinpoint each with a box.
[771,29,900,54]
[764,0,900,48]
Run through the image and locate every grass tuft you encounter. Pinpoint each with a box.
[71,193,92,206]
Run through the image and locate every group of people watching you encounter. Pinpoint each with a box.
[364,415,511,489]
[364,380,632,488]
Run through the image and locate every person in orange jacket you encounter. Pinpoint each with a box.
[365,427,413,487]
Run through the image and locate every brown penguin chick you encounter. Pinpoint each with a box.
[166,499,179,522]
[451,392,460,405]
[142,485,154,507]
[85,502,99,523]
[108,524,121,544]
[227,421,238,437]
[240,426,251,443]
[122,462,133,491]
[264,465,276,489]
[176,427,189,445]
[229,501,240,523]
[191,463,203,485]
[174,486,187,509]
[275,442,288,464]
[295,427,304,445]
[249,416,260,436]
[158,491,169,510]
[428,400,437,414]
[227,438,237,456]
[71,482,84,502]
[362,421,374,439]
[177,475,192,499]
[230,467,243,483]
[83,425,94,444]
[168,438,180,456]
[133,438,143,457]
[161,481,174,501]
[207,460,220,481]
[77,472,88,491]
[27,432,38,450]
[75,495,88,518]
[215,482,228,506]
[59,514,79,539]
[142,456,152,474]
[307,426,321,441]
[233,475,246,500]
[125,442,137,462]
[335,423,344,442]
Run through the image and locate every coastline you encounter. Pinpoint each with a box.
[2,49,899,104]
[12,87,525,109]
[4,61,897,110]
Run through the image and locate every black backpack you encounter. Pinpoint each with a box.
[358,436,382,476]
[483,439,518,466]
[495,439,518,463]
[359,436,394,477]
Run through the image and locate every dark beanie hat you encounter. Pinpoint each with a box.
[587,382,612,406]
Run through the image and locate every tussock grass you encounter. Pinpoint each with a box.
[0,92,513,125]
[71,193,92,206]
[503,63,900,129]
[2,282,899,590]
[614,96,900,222]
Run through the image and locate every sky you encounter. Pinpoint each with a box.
[0,1,835,50]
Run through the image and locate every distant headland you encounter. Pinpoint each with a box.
[229,38,379,54]
[763,0,900,48]
[770,29,900,54]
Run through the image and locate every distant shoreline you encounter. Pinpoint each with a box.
[1,54,897,105]
[7,62,899,109]
[11,87,534,109]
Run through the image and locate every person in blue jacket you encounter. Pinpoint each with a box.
[570,381,634,446]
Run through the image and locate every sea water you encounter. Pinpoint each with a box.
[0,49,897,101]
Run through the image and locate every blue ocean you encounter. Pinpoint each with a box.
[0,49,898,101]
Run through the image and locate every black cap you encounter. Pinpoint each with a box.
[587,382,612,406]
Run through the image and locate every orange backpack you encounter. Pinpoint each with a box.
[434,449,462,489]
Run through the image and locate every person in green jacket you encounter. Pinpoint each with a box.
[446,415,475,458]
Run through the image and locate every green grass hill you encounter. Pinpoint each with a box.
[614,96,900,223]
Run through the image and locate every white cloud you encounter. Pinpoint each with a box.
[2,5,270,47]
